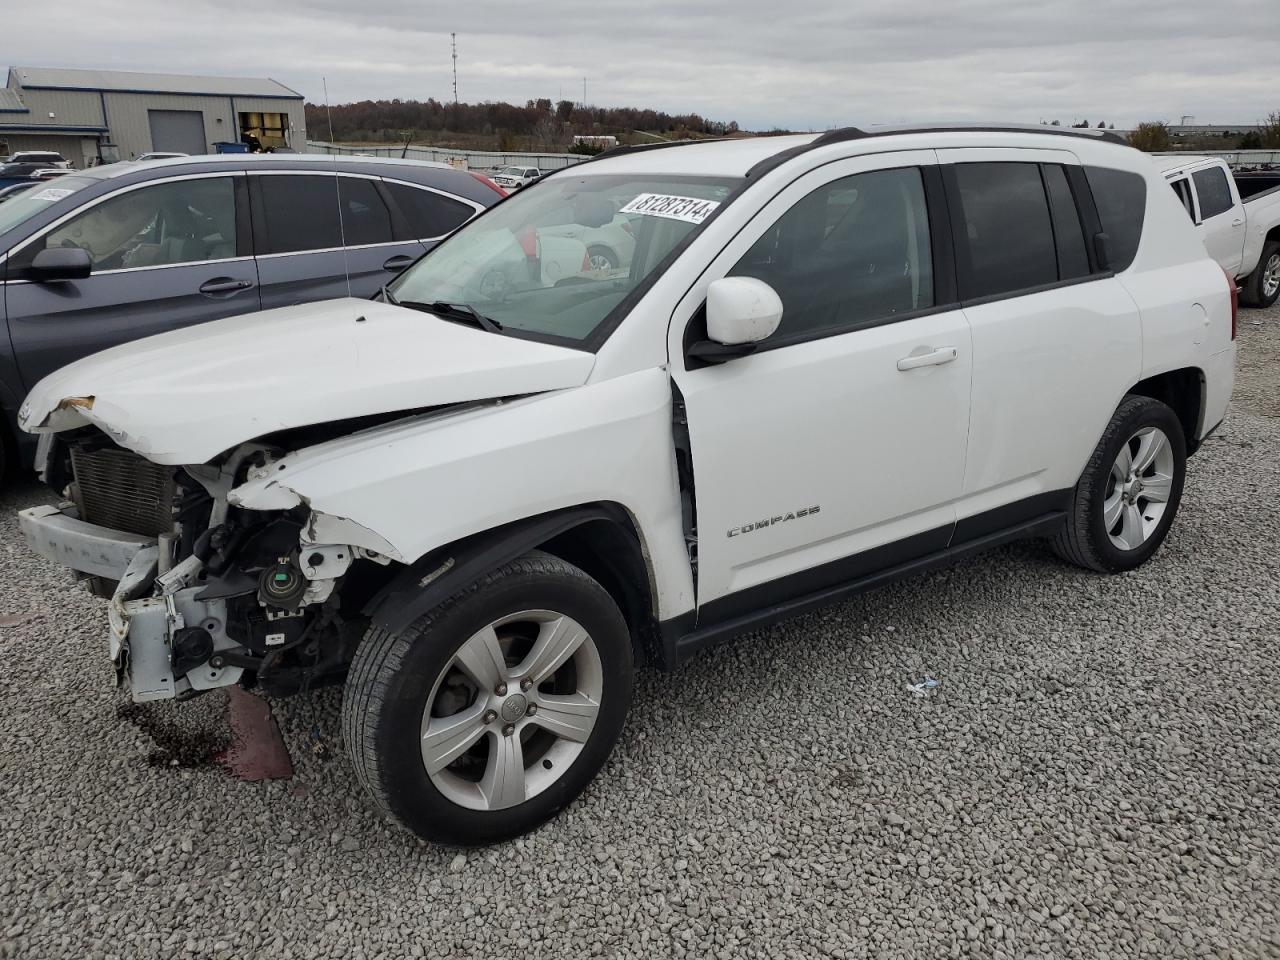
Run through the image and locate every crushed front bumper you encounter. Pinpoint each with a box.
[20,504,242,702]
[19,503,152,580]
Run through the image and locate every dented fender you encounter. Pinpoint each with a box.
[226,369,695,620]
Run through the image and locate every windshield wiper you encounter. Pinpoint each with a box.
[400,299,503,333]
[379,284,400,306]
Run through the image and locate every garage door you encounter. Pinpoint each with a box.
[147,110,207,156]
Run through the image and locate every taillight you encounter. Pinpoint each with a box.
[469,171,508,197]
[620,220,634,236]
[1223,267,1238,340]
[582,251,592,272]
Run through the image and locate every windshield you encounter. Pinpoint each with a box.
[0,176,95,236]
[391,172,740,345]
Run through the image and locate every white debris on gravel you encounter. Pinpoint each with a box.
[1,304,1278,959]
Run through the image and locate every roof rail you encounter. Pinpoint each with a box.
[743,122,1132,180]
[824,123,1132,147]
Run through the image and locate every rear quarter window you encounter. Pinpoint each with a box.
[385,182,475,239]
[1084,166,1147,272]
[1191,166,1234,220]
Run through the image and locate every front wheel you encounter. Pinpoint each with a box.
[1052,395,1187,573]
[1240,241,1280,308]
[342,551,632,845]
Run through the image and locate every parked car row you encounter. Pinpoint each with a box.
[15,125,1236,846]
[0,150,72,169]
[0,153,506,478]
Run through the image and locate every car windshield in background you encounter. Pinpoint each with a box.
[391,173,740,345]
[0,176,95,236]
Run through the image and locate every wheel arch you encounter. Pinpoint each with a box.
[362,502,659,664]
[1127,366,1205,455]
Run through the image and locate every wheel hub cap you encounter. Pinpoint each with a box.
[499,693,528,723]
[419,610,604,812]
[1104,426,1175,552]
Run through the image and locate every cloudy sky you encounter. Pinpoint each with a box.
[8,0,1279,130]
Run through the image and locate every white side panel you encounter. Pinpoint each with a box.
[959,278,1142,514]
[679,312,972,603]
[1240,189,1280,278]
[231,368,696,620]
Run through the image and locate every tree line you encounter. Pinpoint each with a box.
[304,98,740,150]
[1128,112,1280,152]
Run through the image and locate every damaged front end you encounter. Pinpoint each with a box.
[20,434,391,702]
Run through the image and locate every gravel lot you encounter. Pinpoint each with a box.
[2,304,1278,960]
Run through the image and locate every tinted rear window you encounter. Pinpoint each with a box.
[1191,166,1233,220]
[1084,166,1146,272]
[385,182,474,238]
[336,177,394,246]
[953,162,1058,299]
[258,175,343,254]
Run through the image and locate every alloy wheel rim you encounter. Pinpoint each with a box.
[420,610,603,811]
[1104,426,1175,552]
[1263,253,1280,299]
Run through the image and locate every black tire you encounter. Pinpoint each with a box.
[1052,395,1187,573]
[342,551,632,846]
[1239,241,1280,308]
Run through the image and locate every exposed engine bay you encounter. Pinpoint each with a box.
[28,429,394,702]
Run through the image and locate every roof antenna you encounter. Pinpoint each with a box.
[323,76,353,300]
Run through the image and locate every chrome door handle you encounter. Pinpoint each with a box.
[897,346,957,371]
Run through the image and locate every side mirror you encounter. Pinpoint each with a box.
[687,277,784,365]
[29,247,92,282]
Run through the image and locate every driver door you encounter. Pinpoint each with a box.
[4,173,258,390]
[669,151,973,623]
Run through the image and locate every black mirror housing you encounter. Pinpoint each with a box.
[30,247,92,282]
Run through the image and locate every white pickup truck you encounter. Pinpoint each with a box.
[18,125,1235,846]
[1158,155,1280,307]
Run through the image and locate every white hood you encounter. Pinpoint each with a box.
[20,298,595,464]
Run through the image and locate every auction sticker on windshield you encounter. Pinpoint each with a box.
[31,188,74,202]
[619,193,720,224]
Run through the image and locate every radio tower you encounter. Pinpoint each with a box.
[451,33,458,105]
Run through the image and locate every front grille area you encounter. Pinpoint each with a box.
[70,446,176,538]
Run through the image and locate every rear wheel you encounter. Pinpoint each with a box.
[1240,241,1280,308]
[343,551,632,845]
[587,246,619,273]
[1052,395,1186,573]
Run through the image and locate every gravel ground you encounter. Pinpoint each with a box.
[2,304,1278,960]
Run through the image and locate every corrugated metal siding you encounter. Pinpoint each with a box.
[9,88,104,127]
[103,93,307,158]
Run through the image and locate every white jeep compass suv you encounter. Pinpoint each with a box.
[19,124,1237,845]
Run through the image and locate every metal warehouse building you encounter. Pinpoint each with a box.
[0,66,306,167]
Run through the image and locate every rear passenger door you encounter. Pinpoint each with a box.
[251,173,426,308]
[1189,164,1244,276]
[940,150,1143,533]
